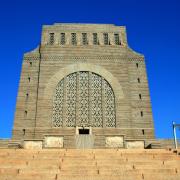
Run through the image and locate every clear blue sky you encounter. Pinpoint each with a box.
[0,0,180,139]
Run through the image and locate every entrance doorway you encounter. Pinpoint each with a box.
[79,128,89,134]
[75,127,94,149]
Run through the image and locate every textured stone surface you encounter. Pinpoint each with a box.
[24,141,42,149]
[126,141,144,149]
[106,136,124,148]
[44,136,63,148]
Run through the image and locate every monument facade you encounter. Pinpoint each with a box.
[12,23,155,148]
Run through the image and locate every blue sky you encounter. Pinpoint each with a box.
[0,0,180,139]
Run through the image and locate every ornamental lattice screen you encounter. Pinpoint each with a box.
[52,71,116,127]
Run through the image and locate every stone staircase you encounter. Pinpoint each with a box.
[0,149,179,180]
[75,135,94,149]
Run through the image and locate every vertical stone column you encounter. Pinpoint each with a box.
[98,33,104,45]
[66,32,71,45]
[77,32,81,45]
[88,33,93,45]
[109,33,115,45]
[54,32,59,45]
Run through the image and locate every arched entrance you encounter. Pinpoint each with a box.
[43,63,124,149]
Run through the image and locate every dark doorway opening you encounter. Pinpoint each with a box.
[79,129,89,134]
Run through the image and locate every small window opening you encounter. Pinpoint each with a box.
[23,129,26,136]
[141,111,143,117]
[137,78,140,83]
[136,63,139,68]
[139,94,142,100]
[142,129,145,135]
[29,62,32,66]
[24,110,27,117]
[49,33,55,45]
[82,33,88,45]
[60,33,65,45]
[79,129,89,134]
[26,93,29,100]
[114,34,120,45]
[93,33,98,45]
[28,77,31,82]
[103,33,109,45]
[71,33,77,45]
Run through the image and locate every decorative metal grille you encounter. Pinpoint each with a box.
[52,71,116,127]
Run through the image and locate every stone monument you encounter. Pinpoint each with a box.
[12,23,155,149]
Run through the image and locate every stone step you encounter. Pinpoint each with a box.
[10,168,179,175]
[1,154,177,162]
[0,168,19,175]
[57,175,180,180]
[19,169,99,176]
[0,149,174,157]
[1,175,180,180]
[0,173,56,180]
[0,158,178,168]
[0,159,27,168]
[98,168,179,175]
